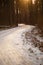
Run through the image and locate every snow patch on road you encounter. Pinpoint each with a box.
[0,25,43,65]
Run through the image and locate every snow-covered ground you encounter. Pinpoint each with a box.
[0,25,43,65]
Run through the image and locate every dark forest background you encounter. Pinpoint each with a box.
[0,0,43,31]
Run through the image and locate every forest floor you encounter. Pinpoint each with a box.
[0,24,43,65]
